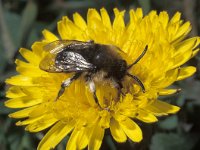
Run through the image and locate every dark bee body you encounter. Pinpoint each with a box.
[40,40,147,103]
[55,43,127,80]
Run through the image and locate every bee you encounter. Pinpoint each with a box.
[39,40,148,103]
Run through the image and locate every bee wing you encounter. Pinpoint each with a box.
[57,51,95,72]
[43,40,81,54]
[39,51,94,73]
[39,53,63,72]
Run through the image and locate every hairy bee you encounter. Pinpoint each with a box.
[39,40,147,103]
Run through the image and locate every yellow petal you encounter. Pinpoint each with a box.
[25,115,57,132]
[5,97,43,108]
[19,86,45,98]
[158,88,181,96]
[173,22,191,41]
[73,12,87,30]
[170,12,181,24]
[28,103,48,118]
[65,20,84,41]
[129,8,143,24]
[6,86,26,98]
[175,37,199,56]
[146,100,180,116]
[135,8,143,19]
[6,75,38,86]
[88,123,105,150]
[129,9,137,23]
[38,121,75,150]
[76,127,89,150]
[153,69,179,88]
[113,8,125,31]
[16,114,44,126]
[100,8,112,29]
[15,59,44,77]
[8,106,37,118]
[177,66,196,81]
[66,125,90,150]
[119,118,142,142]
[16,113,55,127]
[110,118,127,143]
[42,29,58,42]
[192,48,199,57]
[31,41,46,57]
[172,49,192,69]
[19,48,40,65]
[159,11,169,29]
[87,8,101,22]
[66,128,79,150]
[87,9,101,30]
[57,18,69,39]
[99,110,111,128]
[148,10,157,21]
[137,109,158,123]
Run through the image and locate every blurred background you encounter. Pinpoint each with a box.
[0,0,200,150]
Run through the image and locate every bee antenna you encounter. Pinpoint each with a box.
[127,45,148,69]
[126,73,145,93]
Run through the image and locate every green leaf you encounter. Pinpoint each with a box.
[4,11,21,48]
[176,93,186,107]
[48,0,96,11]
[106,135,117,150]
[26,22,46,47]
[1,119,12,134]
[18,133,34,150]
[178,80,200,106]
[0,101,13,115]
[57,136,69,150]
[158,116,178,130]
[0,1,18,61]
[8,133,21,150]
[138,0,151,14]
[150,133,199,150]
[0,56,6,75]
[19,0,38,46]
[7,131,34,150]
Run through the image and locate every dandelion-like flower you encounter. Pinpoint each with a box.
[5,8,199,150]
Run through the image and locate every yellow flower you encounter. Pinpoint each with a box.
[5,8,199,150]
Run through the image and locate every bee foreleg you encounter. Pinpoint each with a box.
[55,72,82,101]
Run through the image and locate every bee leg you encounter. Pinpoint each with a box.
[88,80,99,104]
[55,72,82,101]
[113,81,125,100]
[85,75,99,106]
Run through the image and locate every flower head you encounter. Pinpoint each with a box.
[5,8,199,150]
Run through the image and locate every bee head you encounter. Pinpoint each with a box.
[114,59,127,80]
